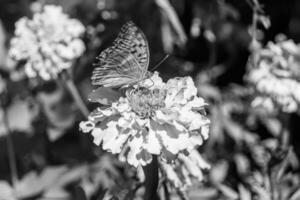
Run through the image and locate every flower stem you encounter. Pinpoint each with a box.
[279,113,290,148]
[163,180,170,200]
[60,71,89,118]
[143,155,160,200]
[3,109,18,188]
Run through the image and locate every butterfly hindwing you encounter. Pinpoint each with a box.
[92,21,149,88]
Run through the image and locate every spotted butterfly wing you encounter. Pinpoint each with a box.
[92,21,150,88]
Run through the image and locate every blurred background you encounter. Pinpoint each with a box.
[1,0,300,199]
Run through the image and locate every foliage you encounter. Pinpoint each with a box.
[0,0,300,199]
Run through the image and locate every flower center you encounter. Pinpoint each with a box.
[127,87,166,118]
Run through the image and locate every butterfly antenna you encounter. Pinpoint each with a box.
[148,78,155,88]
[151,54,169,72]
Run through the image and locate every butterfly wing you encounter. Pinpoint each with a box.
[114,21,149,74]
[92,21,150,88]
[92,47,142,87]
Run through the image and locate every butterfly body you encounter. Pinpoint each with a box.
[92,21,150,88]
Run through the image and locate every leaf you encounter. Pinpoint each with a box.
[0,20,6,67]
[290,188,300,200]
[189,187,218,199]
[217,183,238,200]
[15,166,68,198]
[0,109,8,137]
[42,188,69,199]
[53,165,88,188]
[7,100,37,134]
[88,87,122,105]
[0,181,16,200]
[74,186,88,200]
[234,153,250,176]
[258,15,271,29]
[209,160,229,184]
[260,117,281,137]
[38,84,76,141]
[15,165,88,198]
[97,189,108,200]
[102,193,120,200]
[238,184,251,200]
[155,0,187,52]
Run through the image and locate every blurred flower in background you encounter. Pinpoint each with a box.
[8,5,85,80]
[247,36,300,113]
[80,72,210,167]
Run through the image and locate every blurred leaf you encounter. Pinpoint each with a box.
[0,109,8,137]
[0,20,6,68]
[273,148,292,181]
[97,189,108,200]
[88,87,122,105]
[14,165,88,198]
[259,117,281,137]
[160,15,175,53]
[234,153,250,176]
[251,183,271,200]
[197,84,221,101]
[290,188,300,200]
[79,155,123,198]
[54,165,88,188]
[155,0,187,52]
[217,183,238,200]
[42,188,70,199]
[210,160,229,184]
[74,186,88,200]
[7,100,37,134]
[103,192,120,200]
[257,15,271,29]
[189,187,218,199]
[238,184,251,200]
[37,83,76,141]
[0,181,16,200]
[15,166,68,198]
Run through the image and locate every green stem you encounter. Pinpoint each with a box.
[3,109,18,188]
[267,169,277,200]
[65,78,89,118]
[163,180,170,200]
[178,190,189,200]
[60,70,89,118]
[143,155,160,200]
[279,113,290,148]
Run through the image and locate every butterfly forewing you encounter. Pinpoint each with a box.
[114,21,149,72]
[92,21,150,88]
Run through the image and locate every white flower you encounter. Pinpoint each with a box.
[9,5,86,80]
[247,37,300,113]
[80,72,210,167]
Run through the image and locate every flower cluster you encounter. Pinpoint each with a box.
[247,37,300,113]
[80,72,210,167]
[9,5,85,80]
[160,149,210,190]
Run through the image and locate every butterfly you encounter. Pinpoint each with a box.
[91,21,150,88]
